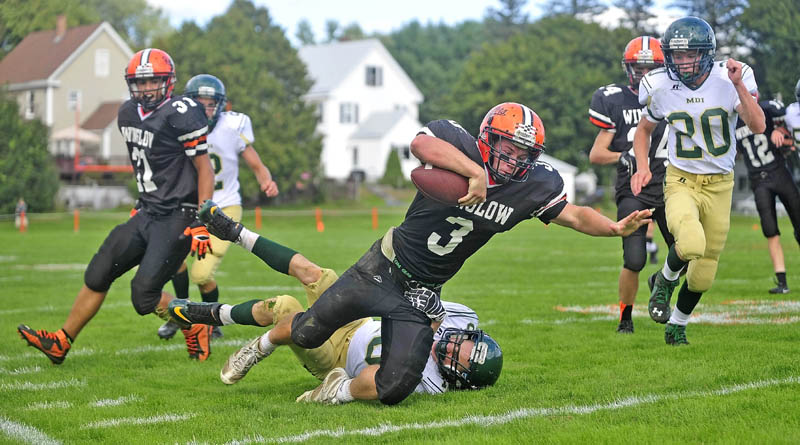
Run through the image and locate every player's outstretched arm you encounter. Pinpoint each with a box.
[551,203,652,237]
[410,134,486,206]
[242,145,279,197]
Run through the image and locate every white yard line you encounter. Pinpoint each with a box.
[0,378,85,391]
[223,376,800,444]
[90,395,141,408]
[24,401,73,411]
[0,416,61,445]
[80,413,195,429]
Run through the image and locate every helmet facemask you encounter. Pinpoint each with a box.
[127,75,173,112]
[479,130,542,184]
[624,61,661,91]
[435,328,502,390]
[664,48,714,88]
[184,75,227,130]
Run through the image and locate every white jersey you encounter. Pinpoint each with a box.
[207,111,255,207]
[784,102,800,147]
[345,301,479,395]
[639,60,758,174]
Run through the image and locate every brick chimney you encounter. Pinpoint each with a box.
[55,15,67,42]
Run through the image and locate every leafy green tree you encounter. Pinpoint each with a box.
[739,0,800,101]
[614,0,657,35]
[81,0,172,47]
[295,19,315,45]
[0,92,59,213]
[668,0,746,56]
[485,0,530,41]
[380,148,407,188]
[339,23,366,41]
[542,0,607,16]
[155,0,321,204]
[445,15,632,169]
[324,20,340,43]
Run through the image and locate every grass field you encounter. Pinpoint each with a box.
[1,206,799,444]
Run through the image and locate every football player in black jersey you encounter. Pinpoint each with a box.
[18,48,216,364]
[189,102,651,405]
[589,36,676,334]
[734,99,800,294]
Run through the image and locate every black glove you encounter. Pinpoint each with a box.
[619,152,637,178]
[404,286,446,323]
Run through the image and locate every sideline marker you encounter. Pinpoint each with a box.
[255,206,262,229]
[73,209,80,233]
[315,207,324,232]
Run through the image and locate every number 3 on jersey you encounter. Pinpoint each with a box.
[428,216,473,256]
[131,146,156,192]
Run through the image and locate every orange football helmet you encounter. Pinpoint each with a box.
[477,102,545,183]
[622,36,664,90]
[125,48,176,111]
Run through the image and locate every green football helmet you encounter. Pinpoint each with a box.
[184,74,227,129]
[661,16,716,88]
[435,328,503,389]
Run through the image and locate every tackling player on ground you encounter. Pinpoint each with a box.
[631,17,765,345]
[589,36,675,334]
[157,74,279,341]
[734,98,800,294]
[18,49,216,363]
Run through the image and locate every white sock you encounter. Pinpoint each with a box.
[336,379,354,402]
[646,241,658,253]
[237,227,259,251]
[661,263,682,281]
[218,304,234,325]
[668,307,691,326]
[258,330,278,355]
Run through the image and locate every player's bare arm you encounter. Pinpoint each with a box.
[242,145,279,197]
[410,133,486,205]
[551,203,651,237]
[192,153,215,205]
[630,118,657,195]
[588,130,621,165]
[729,59,766,134]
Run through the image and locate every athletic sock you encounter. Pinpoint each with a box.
[620,302,633,321]
[172,268,190,300]
[247,235,298,275]
[230,299,262,326]
[258,330,278,355]
[646,237,657,253]
[237,227,259,251]
[336,379,355,402]
[776,272,787,286]
[662,245,688,281]
[668,306,691,326]
[675,280,702,315]
[218,304,235,325]
[200,286,219,303]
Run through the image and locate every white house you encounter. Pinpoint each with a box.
[299,39,424,181]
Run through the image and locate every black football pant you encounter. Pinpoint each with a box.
[290,239,433,405]
[751,166,800,244]
[617,196,674,272]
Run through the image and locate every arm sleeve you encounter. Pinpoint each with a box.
[589,88,616,131]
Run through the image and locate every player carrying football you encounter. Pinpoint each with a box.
[631,17,766,345]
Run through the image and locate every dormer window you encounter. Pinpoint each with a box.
[366,66,383,87]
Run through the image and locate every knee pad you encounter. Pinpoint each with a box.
[622,237,647,272]
[267,295,304,325]
[130,278,161,315]
[290,311,330,349]
[376,369,421,405]
[675,218,705,261]
[686,257,718,293]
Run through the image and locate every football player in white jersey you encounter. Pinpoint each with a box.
[784,78,800,150]
[157,74,279,340]
[630,17,765,345]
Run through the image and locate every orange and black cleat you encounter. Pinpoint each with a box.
[182,324,212,361]
[18,325,72,365]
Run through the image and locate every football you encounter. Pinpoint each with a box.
[410,164,469,206]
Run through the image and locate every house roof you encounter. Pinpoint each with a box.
[0,23,101,85]
[350,109,410,140]
[298,38,422,100]
[82,101,123,130]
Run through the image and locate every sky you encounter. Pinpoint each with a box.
[146,0,681,45]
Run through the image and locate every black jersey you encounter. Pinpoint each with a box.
[392,119,568,284]
[735,100,787,177]
[589,83,669,207]
[117,96,208,215]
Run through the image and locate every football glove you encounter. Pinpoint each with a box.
[181,220,213,260]
[618,152,636,178]
[404,286,446,323]
[129,200,141,218]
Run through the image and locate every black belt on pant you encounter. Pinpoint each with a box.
[389,256,442,291]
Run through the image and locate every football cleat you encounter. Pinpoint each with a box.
[18,325,71,365]
[198,200,243,242]
[157,320,181,340]
[664,323,689,346]
[168,299,223,326]
[182,324,212,361]
[769,281,790,294]
[648,272,678,324]
[295,367,350,404]
[220,336,270,385]
[616,319,634,334]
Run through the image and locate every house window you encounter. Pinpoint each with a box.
[67,90,82,111]
[95,49,110,77]
[352,146,359,167]
[366,66,383,86]
[314,102,323,123]
[395,144,411,160]
[340,102,359,124]
[24,91,35,119]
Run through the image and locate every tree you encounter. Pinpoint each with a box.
[444,15,632,169]
[324,19,340,43]
[81,0,172,48]
[380,148,408,188]
[614,0,657,35]
[485,0,530,41]
[155,0,321,204]
[339,23,366,41]
[668,0,746,57]
[295,19,315,45]
[0,92,59,213]
[542,0,607,16]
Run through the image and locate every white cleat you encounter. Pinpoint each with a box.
[220,336,269,385]
[295,367,350,405]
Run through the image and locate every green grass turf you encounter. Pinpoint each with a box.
[1,208,799,444]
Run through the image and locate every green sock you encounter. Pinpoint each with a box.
[251,236,297,275]
[230,299,261,326]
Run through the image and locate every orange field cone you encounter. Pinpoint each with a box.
[372,207,378,230]
[315,207,324,232]
[74,209,80,233]
[19,210,27,232]
[255,206,262,229]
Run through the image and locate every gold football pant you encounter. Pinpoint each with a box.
[664,164,734,293]
[263,268,370,380]
[188,205,242,286]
